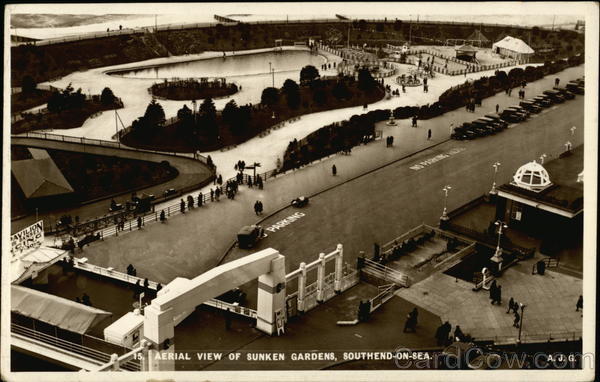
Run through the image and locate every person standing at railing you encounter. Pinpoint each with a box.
[576,295,583,312]
[198,192,203,207]
[180,198,186,214]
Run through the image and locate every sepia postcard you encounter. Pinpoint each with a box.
[2,2,597,381]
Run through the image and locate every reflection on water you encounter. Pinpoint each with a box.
[113,50,325,79]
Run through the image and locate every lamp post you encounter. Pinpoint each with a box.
[440,185,452,221]
[271,66,275,88]
[539,154,547,164]
[491,220,508,272]
[518,303,526,343]
[490,162,501,195]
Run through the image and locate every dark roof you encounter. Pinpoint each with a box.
[498,146,583,214]
[466,29,490,42]
[12,156,74,199]
[455,44,478,53]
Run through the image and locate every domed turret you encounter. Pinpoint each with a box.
[511,160,552,192]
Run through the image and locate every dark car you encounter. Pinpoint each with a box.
[291,196,309,207]
[552,87,575,100]
[543,90,565,103]
[109,199,124,212]
[484,114,507,126]
[500,110,524,123]
[519,100,542,113]
[462,122,486,137]
[506,105,530,118]
[471,119,496,134]
[566,82,584,95]
[479,117,506,131]
[532,96,553,107]
[237,225,266,249]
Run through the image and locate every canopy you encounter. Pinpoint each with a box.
[10,246,68,284]
[492,36,535,54]
[12,157,74,199]
[11,285,112,334]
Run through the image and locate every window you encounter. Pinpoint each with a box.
[511,203,523,221]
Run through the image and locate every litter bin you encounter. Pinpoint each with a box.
[536,260,546,275]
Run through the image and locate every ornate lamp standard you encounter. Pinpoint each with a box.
[518,303,526,343]
[490,162,501,195]
[490,220,508,273]
[440,185,452,221]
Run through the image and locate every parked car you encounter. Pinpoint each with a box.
[109,199,124,212]
[542,90,566,103]
[566,82,584,94]
[291,196,309,207]
[462,122,487,137]
[553,87,576,100]
[506,105,531,119]
[470,119,496,134]
[452,126,477,140]
[484,114,507,127]
[532,96,553,107]
[500,110,524,123]
[519,100,542,113]
[479,117,506,131]
[237,225,265,249]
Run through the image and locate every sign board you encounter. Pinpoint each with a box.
[11,220,44,258]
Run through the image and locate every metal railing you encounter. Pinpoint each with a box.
[11,323,140,371]
[73,259,160,290]
[362,258,410,287]
[369,283,396,313]
[531,257,560,274]
[14,131,207,163]
[473,330,582,345]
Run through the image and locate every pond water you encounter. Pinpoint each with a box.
[112,50,326,79]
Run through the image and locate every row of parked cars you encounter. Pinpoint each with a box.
[451,77,584,140]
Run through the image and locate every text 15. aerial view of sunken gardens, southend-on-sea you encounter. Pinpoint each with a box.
[3,3,597,381]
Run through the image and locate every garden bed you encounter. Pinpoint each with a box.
[122,77,385,153]
[150,79,238,101]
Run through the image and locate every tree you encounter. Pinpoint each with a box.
[100,87,115,105]
[198,97,218,140]
[21,75,37,94]
[357,68,376,92]
[282,79,301,109]
[144,99,166,127]
[222,99,239,127]
[332,80,351,100]
[300,65,320,84]
[261,87,279,107]
[177,104,192,120]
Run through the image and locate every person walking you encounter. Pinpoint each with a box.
[494,285,502,305]
[555,78,560,87]
[576,295,583,311]
[412,115,418,127]
[160,210,166,223]
[137,216,142,230]
[427,129,432,140]
[254,201,260,216]
[495,104,500,113]
[506,297,515,314]
[513,310,521,328]
[210,188,214,201]
[332,164,337,176]
[489,280,497,301]
[180,199,185,214]
[454,325,464,341]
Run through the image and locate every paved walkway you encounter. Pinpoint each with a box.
[395,255,583,343]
